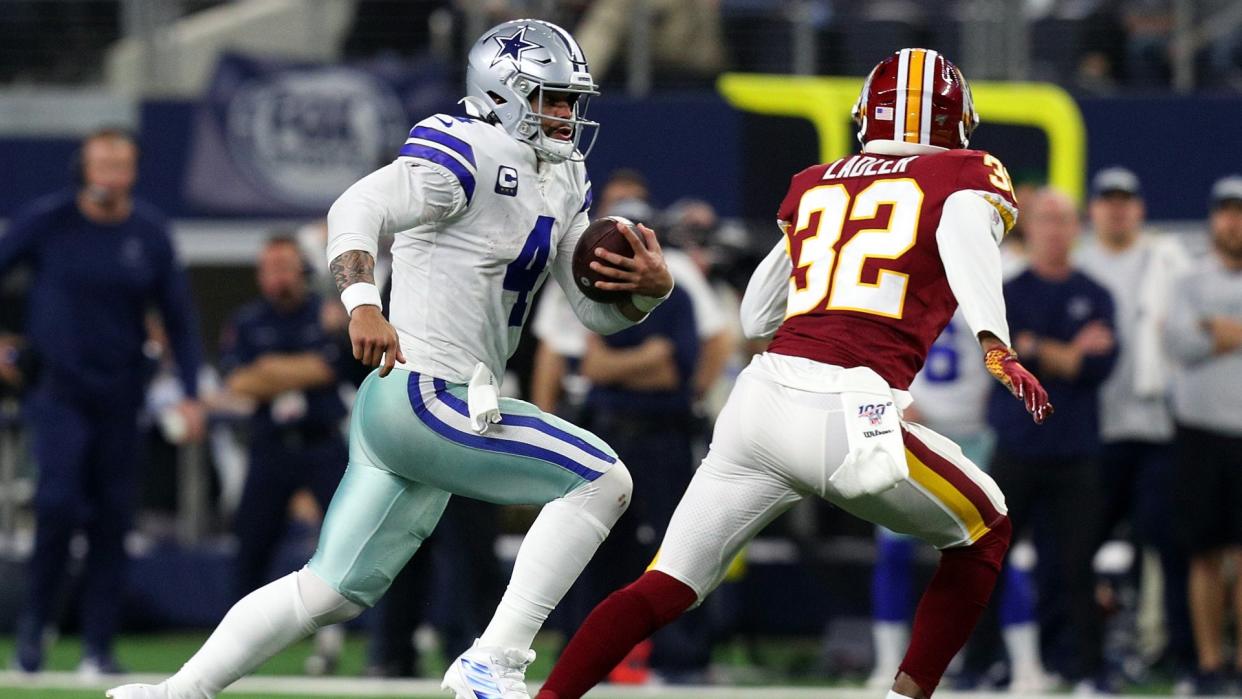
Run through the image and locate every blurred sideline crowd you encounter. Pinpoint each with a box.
[6,0,1242,93]
[2,129,1242,695]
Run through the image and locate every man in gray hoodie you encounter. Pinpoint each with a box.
[1165,174,1242,695]
[1077,167,1194,680]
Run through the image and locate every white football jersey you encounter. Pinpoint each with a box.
[327,114,633,384]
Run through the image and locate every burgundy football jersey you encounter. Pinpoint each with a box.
[766,148,1018,389]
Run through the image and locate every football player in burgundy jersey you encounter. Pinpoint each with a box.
[536,49,1052,699]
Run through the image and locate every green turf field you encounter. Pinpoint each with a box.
[0,632,1193,698]
[0,631,829,684]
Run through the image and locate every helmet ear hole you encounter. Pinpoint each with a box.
[487,91,509,106]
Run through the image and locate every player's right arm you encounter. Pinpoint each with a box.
[739,167,821,341]
[937,153,1051,423]
[739,235,791,340]
[327,127,469,375]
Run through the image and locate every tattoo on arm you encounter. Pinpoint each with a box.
[330,251,375,292]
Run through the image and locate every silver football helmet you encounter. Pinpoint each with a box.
[463,19,599,163]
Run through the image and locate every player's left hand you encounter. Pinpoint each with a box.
[589,223,674,299]
[985,346,1053,424]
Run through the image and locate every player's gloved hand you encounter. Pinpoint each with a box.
[985,346,1053,424]
[349,305,407,377]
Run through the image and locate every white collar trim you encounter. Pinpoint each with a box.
[863,140,948,156]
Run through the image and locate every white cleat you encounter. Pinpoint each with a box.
[441,640,536,699]
[105,684,170,699]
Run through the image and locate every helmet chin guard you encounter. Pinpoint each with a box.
[464,19,600,163]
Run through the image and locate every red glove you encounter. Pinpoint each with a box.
[985,346,1053,424]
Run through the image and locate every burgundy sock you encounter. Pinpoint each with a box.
[536,571,697,699]
[899,516,1012,696]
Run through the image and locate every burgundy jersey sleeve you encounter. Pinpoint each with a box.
[949,149,1020,238]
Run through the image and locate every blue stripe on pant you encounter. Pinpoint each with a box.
[308,369,619,606]
[407,373,611,482]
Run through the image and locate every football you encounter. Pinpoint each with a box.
[571,216,643,304]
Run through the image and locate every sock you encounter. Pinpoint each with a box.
[479,498,611,650]
[1002,622,1044,679]
[899,516,1011,697]
[888,691,917,699]
[998,555,1038,626]
[164,568,362,698]
[872,621,911,681]
[536,571,697,699]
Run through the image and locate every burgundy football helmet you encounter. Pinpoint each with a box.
[852,48,978,149]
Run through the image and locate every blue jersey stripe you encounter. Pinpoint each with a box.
[408,126,476,168]
[579,184,593,213]
[406,374,603,481]
[431,378,616,465]
[398,143,476,203]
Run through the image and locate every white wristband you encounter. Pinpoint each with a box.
[340,282,382,317]
[631,285,673,314]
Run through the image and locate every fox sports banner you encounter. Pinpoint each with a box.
[183,53,455,215]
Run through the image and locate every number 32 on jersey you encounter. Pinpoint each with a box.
[785,178,923,319]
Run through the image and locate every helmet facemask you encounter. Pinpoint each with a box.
[956,66,979,148]
[514,81,600,163]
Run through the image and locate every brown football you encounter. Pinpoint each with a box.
[572,216,642,304]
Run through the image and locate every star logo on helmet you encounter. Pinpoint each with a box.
[490,27,542,67]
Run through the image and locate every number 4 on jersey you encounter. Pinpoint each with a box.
[503,215,554,326]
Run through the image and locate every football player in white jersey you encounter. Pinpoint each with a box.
[107,19,673,699]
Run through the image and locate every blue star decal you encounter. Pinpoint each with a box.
[490,27,541,67]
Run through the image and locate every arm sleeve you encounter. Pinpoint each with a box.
[548,212,639,336]
[325,160,465,263]
[739,236,791,340]
[936,190,1013,347]
[1164,275,1214,364]
[154,234,204,399]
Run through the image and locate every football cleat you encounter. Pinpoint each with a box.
[441,640,535,699]
[105,684,170,699]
